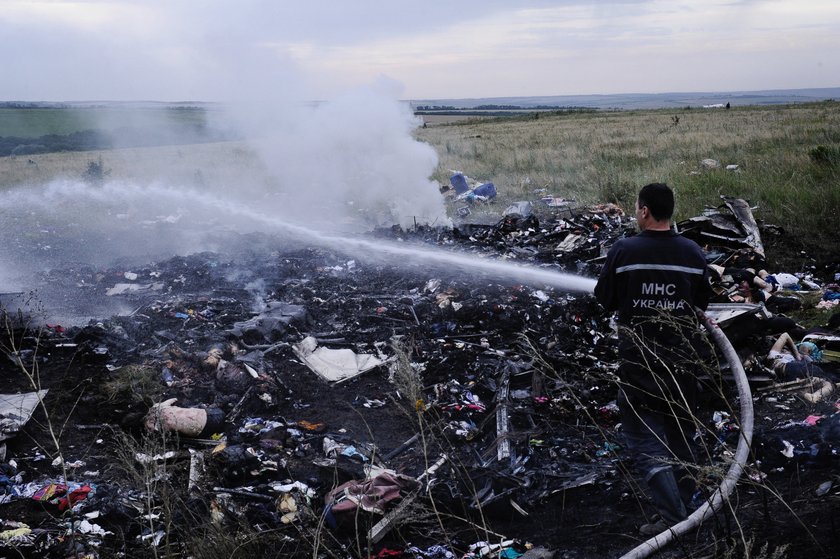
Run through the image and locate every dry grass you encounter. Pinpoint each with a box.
[416,102,840,242]
[0,140,269,192]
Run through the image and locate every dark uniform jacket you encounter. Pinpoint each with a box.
[595,229,711,399]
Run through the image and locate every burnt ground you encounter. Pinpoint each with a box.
[2,207,840,559]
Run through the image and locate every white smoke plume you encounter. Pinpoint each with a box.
[219,77,448,231]
[0,79,449,286]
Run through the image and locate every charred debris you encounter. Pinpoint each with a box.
[2,195,840,558]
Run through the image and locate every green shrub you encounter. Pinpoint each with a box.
[82,156,110,185]
[809,144,840,167]
[102,364,163,406]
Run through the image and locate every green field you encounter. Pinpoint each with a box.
[0,108,93,138]
[0,106,209,138]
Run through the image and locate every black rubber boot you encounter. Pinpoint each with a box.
[640,468,688,535]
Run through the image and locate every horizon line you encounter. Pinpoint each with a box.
[2,85,839,106]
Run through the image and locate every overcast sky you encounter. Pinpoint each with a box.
[1,0,838,102]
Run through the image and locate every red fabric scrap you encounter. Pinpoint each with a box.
[369,549,405,559]
[58,485,92,511]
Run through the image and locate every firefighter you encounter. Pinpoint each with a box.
[595,183,711,535]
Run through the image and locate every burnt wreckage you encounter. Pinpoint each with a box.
[2,197,840,558]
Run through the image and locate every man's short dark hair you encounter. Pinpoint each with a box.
[638,183,674,221]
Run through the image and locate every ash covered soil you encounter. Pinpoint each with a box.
[3,208,840,559]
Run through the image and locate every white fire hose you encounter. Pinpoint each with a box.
[619,311,754,559]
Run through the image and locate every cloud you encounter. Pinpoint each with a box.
[0,1,157,32]
[265,0,840,97]
[0,0,838,100]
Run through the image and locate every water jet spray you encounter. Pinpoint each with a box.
[192,194,599,294]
